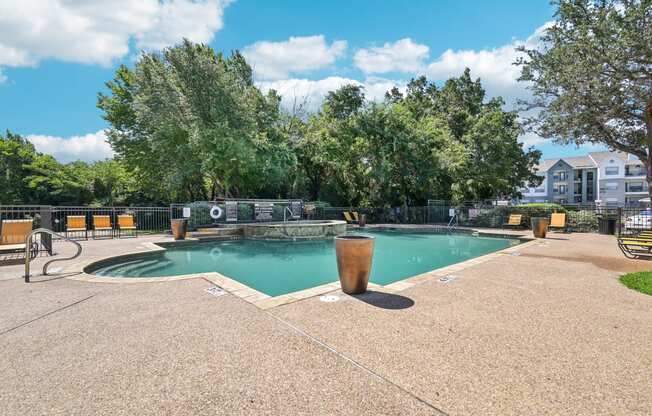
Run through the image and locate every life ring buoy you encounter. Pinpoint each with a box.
[210,205,223,220]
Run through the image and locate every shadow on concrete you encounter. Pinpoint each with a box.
[28,272,81,283]
[352,290,415,310]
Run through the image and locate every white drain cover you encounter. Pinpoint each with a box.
[438,275,456,284]
[205,286,226,297]
[319,295,339,302]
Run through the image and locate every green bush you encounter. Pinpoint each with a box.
[470,203,566,228]
[566,210,598,232]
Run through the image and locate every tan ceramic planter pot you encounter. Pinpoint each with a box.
[335,235,375,294]
[531,217,549,238]
[171,219,188,240]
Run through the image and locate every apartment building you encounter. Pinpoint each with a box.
[520,151,649,205]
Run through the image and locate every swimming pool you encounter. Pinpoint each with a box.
[88,230,522,296]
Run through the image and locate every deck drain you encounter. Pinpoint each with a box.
[319,295,339,302]
[205,286,226,297]
[438,275,456,284]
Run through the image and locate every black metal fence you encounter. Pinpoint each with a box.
[171,199,304,229]
[0,205,172,238]
[3,202,650,238]
[314,202,647,234]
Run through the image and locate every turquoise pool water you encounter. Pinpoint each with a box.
[91,230,520,296]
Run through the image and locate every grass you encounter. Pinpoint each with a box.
[620,271,652,296]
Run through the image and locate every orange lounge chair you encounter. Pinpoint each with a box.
[117,214,137,237]
[0,219,35,254]
[503,214,523,229]
[66,215,88,240]
[342,211,358,224]
[92,215,113,239]
[549,213,567,232]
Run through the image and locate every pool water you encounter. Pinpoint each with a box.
[91,230,520,296]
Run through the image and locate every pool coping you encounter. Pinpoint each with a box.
[63,229,537,310]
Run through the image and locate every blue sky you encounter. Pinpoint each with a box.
[0,0,604,163]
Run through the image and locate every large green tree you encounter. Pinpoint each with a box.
[98,40,295,202]
[517,0,652,194]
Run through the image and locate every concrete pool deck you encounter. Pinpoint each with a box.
[1,228,651,415]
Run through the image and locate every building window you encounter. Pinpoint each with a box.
[574,195,582,203]
[605,166,619,175]
[554,184,567,194]
[626,182,645,192]
[604,182,618,191]
[625,165,645,176]
[553,170,568,181]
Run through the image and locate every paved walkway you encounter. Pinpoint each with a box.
[1,230,651,415]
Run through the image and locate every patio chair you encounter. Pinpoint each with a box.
[351,211,360,222]
[549,213,567,232]
[66,215,88,240]
[618,234,652,259]
[92,215,113,239]
[342,211,358,224]
[117,214,137,238]
[0,219,36,255]
[503,214,523,229]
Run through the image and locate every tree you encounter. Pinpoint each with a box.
[387,71,541,201]
[98,40,295,202]
[517,0,652,194]
[0,131,36,203]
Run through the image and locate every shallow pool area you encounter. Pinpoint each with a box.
[88,230,522,296]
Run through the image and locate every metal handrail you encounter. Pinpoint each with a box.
[447,213,458,231]
[24,228,82,283]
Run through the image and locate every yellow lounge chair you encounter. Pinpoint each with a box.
[66,215,88,240]
[117,214,137,237]
[92,215,113,239]
[618,237,652,258]
[342,211,358,224]
[549,213,567,232]
[503,214,523,229]
[351,211,360,222]
[0,219,35,254]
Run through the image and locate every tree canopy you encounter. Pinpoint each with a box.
[517,0,652,190]
[0,131,139,205]
[3,40,540,207]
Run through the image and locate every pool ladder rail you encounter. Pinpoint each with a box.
[447,213,458,232]
[24,228,82,283]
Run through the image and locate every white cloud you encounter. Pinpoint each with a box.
[243,35,347,80]
[27,130,114,163]
[354,38,429,74]
[0,0,230,69]
[426,22,552,106]
[259,76,404,113]
[518,131,547,147]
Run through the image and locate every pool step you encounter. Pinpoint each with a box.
[191,227,242,239]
